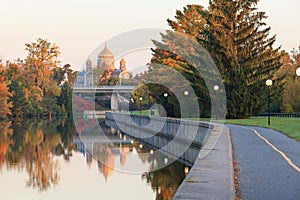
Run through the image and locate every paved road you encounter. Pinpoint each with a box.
[229,125,300,200]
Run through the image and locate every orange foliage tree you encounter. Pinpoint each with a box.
[0,73,12,119]
[23,38,61,116]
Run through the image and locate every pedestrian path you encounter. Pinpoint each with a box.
[229,125,300,200]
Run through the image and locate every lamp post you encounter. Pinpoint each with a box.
[130,97,134,114]
[296,67,300,77]
[139,97,143,115]
[163,93,168,117]
[266,79,273,126]
[213,85,220,120]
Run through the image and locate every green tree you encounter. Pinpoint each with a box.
[58,82,73,116]
[150,0,283,119]
[203,0,283,118]
[9,80,28,119]
[63,64,78,86]
[5,62,28,119]
[53,64,78,86]
[142,63,190,117]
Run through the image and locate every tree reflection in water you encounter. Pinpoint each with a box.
[139,146,187,200]
[142,162,186,200]
[0,119,188,199]
[96,121,187,200]
[0,119,76,191]
[0,121,13,167]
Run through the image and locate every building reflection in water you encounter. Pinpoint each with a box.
[75,120,188,200]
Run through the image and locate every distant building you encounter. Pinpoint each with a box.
[75,44,132,87]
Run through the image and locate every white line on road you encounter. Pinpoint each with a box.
[249,128,300,173]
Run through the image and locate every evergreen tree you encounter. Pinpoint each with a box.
[150,0,283,118]
[62,64,78,86]
[201,0,283,118]
[58,82,73,116]
[143,61,197,117]
[9,80,28,119]
[5,62,28,119]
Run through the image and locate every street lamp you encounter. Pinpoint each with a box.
[213,85,220,91]
[296,67,300,77]
[163,92,169,117]
[266,79,273,126]
[130,97,134,114]
[184,166,189,175]
[139,97,143,115]
[213,85,220,120]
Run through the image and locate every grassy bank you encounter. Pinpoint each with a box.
[130,109,160,116]
[224,118,300,141]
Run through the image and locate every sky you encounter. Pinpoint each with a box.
[0,0,299,71]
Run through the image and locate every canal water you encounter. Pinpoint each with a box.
[0,119,194,200]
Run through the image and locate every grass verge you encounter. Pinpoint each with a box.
[224,117,300,141]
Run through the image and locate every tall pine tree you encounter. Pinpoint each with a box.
[202,0,283,118]
[150,0,283,118]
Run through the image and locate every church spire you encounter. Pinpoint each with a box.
[120,57,126,71]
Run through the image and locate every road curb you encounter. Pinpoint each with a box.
[173,124,235,200]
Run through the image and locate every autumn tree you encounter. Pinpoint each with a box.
[23,38,61,117]
[0,63,12,119]
[0,121,13,167]
[280,47,300,112]
[24,38,60,90]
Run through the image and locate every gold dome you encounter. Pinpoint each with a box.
[98,43,114,58]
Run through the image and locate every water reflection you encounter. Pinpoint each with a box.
[0,119,187,199]
[0,120,75,191]
[143,163,186,200]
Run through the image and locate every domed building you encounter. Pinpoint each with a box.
[97,43,115,71]
[75,44,132,87]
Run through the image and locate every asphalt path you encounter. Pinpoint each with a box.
[229,125,300,200]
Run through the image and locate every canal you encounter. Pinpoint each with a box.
[0,119,198,200]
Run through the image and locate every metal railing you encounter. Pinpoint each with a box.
[256,112,300,118]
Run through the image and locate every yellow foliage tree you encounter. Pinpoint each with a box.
[0,76,12,119]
